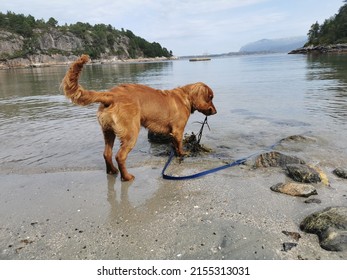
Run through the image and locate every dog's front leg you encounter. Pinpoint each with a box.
[171,131,188,157]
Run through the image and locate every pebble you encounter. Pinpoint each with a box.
[282,242,297,252]
[304,198,322,204]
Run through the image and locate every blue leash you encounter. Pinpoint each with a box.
[161,141,279,180]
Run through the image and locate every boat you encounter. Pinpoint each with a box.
[189,57,211,62]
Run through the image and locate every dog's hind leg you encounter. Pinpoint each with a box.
[116,124,140,181]
[102,129,119,175]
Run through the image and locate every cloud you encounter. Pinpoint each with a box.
[1,0,344,55]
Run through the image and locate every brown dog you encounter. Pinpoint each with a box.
[61,55,217,181]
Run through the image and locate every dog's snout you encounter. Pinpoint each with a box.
[209,105,217,115]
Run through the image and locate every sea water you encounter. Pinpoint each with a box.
[1,53,347,174]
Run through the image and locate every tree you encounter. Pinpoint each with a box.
[47,17,58,27]
[306,2,347,45]
[307,22,320,45]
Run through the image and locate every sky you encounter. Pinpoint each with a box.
[0,0,345,56]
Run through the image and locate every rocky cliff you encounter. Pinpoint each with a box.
[0,28,152,69]
[1,29,73,68]
[0,11,173,69]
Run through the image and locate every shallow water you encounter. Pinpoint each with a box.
[0,53,347,174]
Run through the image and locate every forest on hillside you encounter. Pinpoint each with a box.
[0,11,172,59]
[306,1,347,46]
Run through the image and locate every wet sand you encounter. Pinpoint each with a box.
[1,137,347,260]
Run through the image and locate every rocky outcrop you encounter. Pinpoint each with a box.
[289,44,347,54]
[0,28,170,69]
[35,28,83,52]
[0,29,84,69]
[0,31,24,57]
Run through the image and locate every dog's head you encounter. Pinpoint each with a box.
[187,82,217,116]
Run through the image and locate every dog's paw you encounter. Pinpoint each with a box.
[121,174,135,181]
[107,168,119,175]
[179,151,190,157]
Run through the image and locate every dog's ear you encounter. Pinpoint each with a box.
[188,83,210,103]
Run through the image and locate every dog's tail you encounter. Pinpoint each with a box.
[61,54,114,106]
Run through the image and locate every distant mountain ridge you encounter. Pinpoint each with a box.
[239,36,307,53]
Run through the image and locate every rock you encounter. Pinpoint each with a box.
[304,198,322,204]
[300,206,347,251]
[289,44,347,54]
[282,231,301,241]
[279,135,316,143]
[0,31,24,57]
[282,242,297,252]
[286,164,321,183]
[288,47,309,54]
[320,228,347,252]
[333,167,347,179]
[270,182,317,197]
[36,29,83,52]
[254,151,305,168]
[148,131,172,144]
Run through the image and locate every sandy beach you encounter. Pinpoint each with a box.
[1,134,346,260]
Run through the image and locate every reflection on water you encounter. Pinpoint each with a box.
[0,55,346,175]
[105,171,185,227]
[305,54,347,121]
[0,66,65,99]
[81,61,174,90]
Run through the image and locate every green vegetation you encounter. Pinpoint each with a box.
[0,11,173,59]
[306,1,347,46]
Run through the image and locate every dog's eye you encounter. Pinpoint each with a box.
[209,95,213,100]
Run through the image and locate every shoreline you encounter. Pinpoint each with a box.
[289,43,347,54]
[0,55,177,70]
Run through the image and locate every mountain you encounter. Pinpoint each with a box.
[239,36,307,53]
